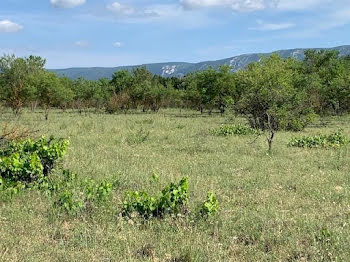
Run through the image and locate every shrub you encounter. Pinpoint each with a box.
[200,192,219,217]
[83,179,113,202]
[55,189,84,215]
[288,130,348,148]
[50,170,115,215]
[122,177,189,219]
[212,124,257,136]
[0,136,69,183]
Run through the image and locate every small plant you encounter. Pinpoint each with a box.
[200,192,219,217]
[288,130,348,148]
[122,177,189,219]
[55,189,84,215]
[212,124,257,136]
[83,179,113,202]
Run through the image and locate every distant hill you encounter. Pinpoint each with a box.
[50,45,350,80]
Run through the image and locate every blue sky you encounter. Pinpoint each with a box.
[0,0,349,68]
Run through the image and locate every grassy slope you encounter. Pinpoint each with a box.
[0,109,350,261]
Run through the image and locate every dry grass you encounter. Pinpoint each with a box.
[0,109,349,261]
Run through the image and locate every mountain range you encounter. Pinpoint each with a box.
[51,45,350,80]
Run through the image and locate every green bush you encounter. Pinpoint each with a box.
[200,192,219,217]
[212,124,257,136]
[55,189,84,215]
[49,170,115,215]
[0,136,69,183]
[288,130,348,148]
[122,177,189,219]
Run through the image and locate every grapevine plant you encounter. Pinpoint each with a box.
[0,136,69,192]
[212,124,258,136]
[288,130,348,148]
[122,177,189,219]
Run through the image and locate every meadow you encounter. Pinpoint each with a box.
[1,109,350,261]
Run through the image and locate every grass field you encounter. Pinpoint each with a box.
[1,109,350,261]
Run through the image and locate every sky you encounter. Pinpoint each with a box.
[0,0,349,68]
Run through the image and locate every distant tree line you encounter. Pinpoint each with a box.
[0,50,349,125]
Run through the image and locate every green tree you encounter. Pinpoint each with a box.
[236,54,315,151]
[34,71,72,120]
[0,54,45,115]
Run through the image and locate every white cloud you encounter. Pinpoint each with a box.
[113,42,123,48]
[249,20,295,30]
[107,2,159,18]
[0,20,23,33]
[50,0,86,8]
[179,0,335,11]
[180,0,275,11]
[75,40,89,47]
[276,0,329,11]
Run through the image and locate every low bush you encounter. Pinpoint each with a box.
[288,130,348,148]
[48,170,116,215]
[122,177,189,219]
[200,192,219,217]
[0,136,69,183]
[212,124,257,136]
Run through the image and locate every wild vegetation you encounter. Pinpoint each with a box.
[0,49,350,261]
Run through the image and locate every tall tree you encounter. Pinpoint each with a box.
[0,54,45,115]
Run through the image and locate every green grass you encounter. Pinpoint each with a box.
[1,109,350,261]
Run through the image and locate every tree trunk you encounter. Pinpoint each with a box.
[266,113,275,152]
[267,130,274,152]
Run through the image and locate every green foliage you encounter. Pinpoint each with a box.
[0,136,69,183]
[158,177,189,215]
[212,124,257,136]
[122,177,189,219]
[55,189,84,215]
[200,192,219,217]
[288,130,348,148]
[47,170,115,215]
[83,179,113,202]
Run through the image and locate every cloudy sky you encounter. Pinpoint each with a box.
[0,0,349,68]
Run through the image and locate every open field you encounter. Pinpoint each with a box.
[1,109,350,261]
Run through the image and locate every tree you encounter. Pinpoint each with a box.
[302,50,343,115]
[34,71,72,120]
[236,54,315,151]
[0,54,45,115]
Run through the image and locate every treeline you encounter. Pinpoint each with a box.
[0,50,350,121]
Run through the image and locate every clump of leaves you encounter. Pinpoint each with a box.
[122,177,189,219]
[54,189,84,215]
[212,124,257,136]
[200,192,219,217]
[50,170,116,215]
[288,130,348,148]
[0,136,69,183]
